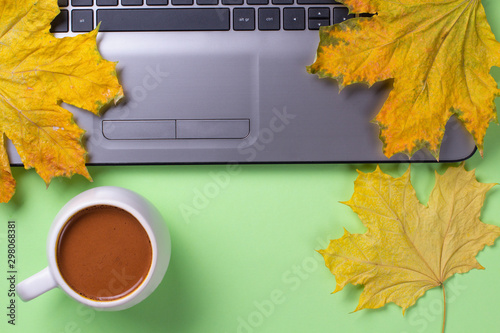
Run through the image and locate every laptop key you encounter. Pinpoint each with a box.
[222,0,244,4]
[308,7,329,19]
[97,9,230,31]
[58,0,69,6]
[297,0,339,3]
[97,0,118,5]
[147,0,169,4]
[272,0,293,4]
[333,7,354,24]
[283,8,305,30]
[171,0,194,5]
[258,8,280,30]
[72,10,93,32]
[197,0,218,4]
[72,0,93,5]
[308,18,329,30]
[50,10,69,32]
[233,8,255,31]
[247,0,268,4]
[122,0,144,5]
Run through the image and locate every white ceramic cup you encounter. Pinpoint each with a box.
[17,186,171,311]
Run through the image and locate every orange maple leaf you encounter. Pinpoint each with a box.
[0,0,124,203]
[308,0,500,159]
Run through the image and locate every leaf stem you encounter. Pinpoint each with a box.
[442,284,447,333]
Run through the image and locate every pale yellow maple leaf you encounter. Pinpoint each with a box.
[319,164,500,332]
[308,0,500,159]
[0,0,123,203]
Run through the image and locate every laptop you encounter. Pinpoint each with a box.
[8,0,477,165]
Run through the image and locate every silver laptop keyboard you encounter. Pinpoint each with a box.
[52,0,356,32]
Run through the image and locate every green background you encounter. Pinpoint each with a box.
[2,1,500,332]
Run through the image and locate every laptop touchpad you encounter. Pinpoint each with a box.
[101,52,258,139]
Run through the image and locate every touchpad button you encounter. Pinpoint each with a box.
[177,119,250,139]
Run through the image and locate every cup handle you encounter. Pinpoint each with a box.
[17,267,58,301]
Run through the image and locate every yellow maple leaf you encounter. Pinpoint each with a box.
[307,0,500,159]
[0,0,124,203]
[0,134,16,199]
[319,164,500,332]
